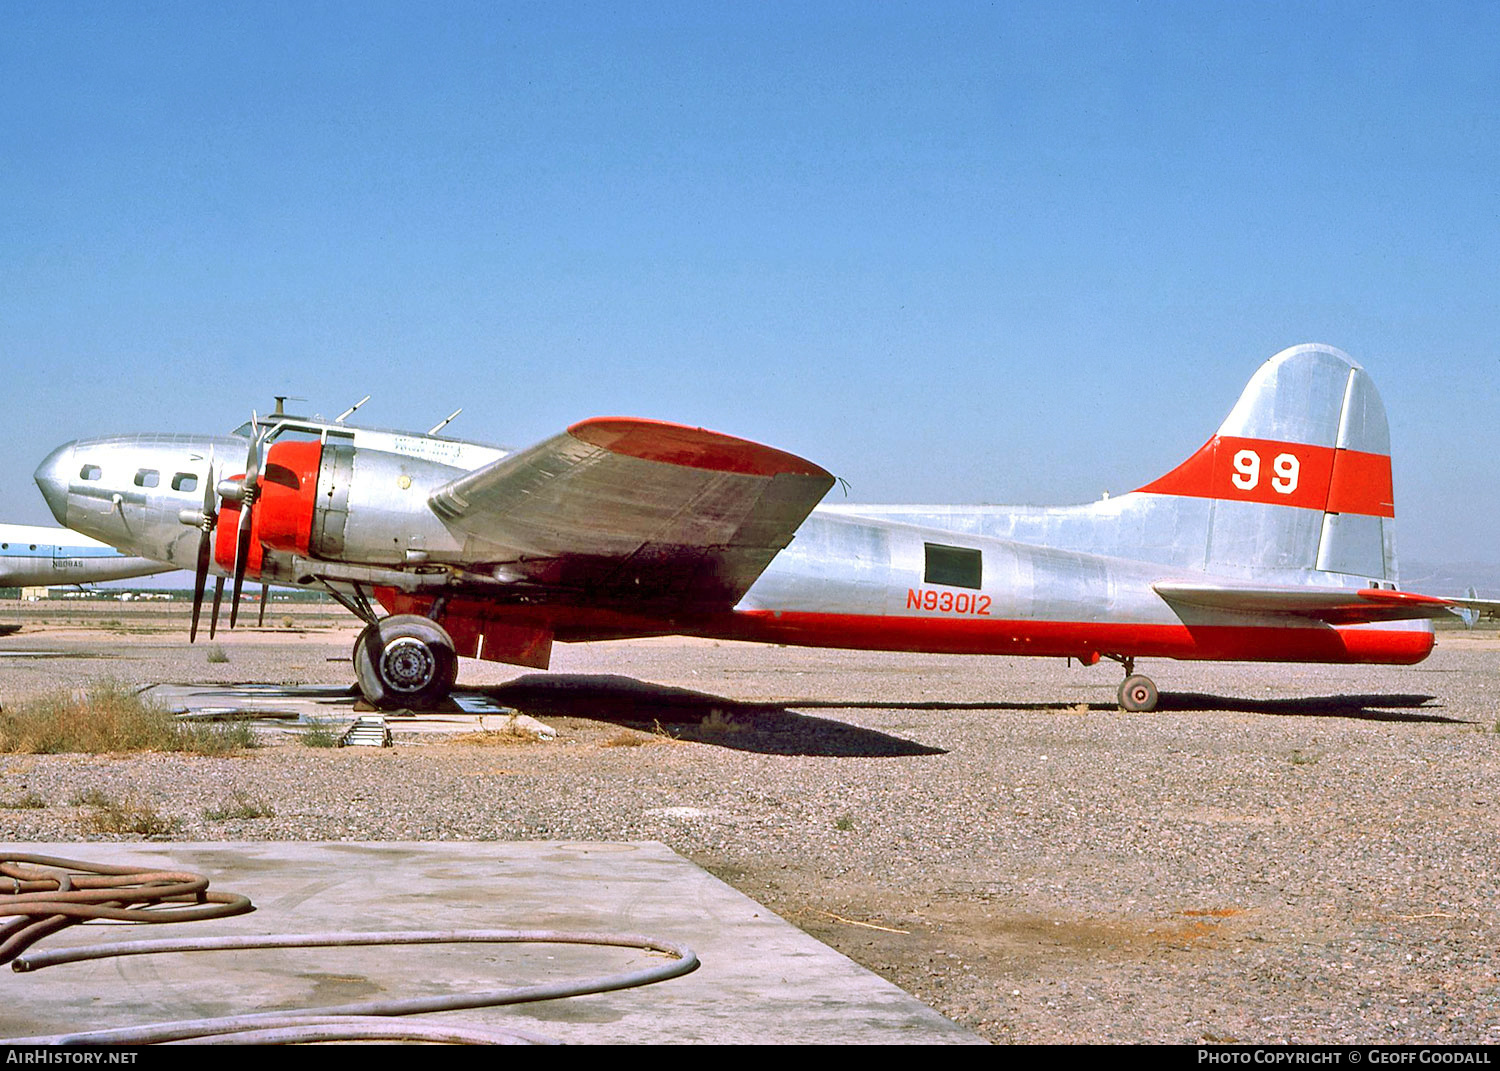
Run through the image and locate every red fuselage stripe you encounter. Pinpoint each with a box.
[721,610,1433,665]
[380,588,1435,668]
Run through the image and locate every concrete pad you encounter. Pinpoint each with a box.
[1,842,982,1045]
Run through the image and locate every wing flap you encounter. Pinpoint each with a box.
[1154,580,1472,625]
[429,418,834,606]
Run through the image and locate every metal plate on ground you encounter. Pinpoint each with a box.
[145,682,502,732]
[0,841,982,1045]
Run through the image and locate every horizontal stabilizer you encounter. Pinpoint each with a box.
[1154,580,1473,626]
[428,417,834,607]
[1446,593,1500,627]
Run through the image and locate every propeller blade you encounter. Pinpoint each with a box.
[230,414,263,630]
[258,583,269,628]
[244,411,262,488]
[209,576,225,640]
[189,529,211,643]
[188,449,217,644]
[230,509,253,629]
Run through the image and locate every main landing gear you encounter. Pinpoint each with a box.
[1110,656,1159,713]
[353,614,458,710]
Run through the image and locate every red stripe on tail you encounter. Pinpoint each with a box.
[1136,436,1392,518]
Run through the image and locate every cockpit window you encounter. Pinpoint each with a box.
[80,464,101,481]
[134,469,160,488]
[172,473,198,492]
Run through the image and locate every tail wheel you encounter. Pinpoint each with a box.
[1118,674,1159,713]
[353,615,458,710]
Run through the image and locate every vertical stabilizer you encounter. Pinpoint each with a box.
[1135,344,1396,582]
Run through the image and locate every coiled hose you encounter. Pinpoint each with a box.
[2,853,699,1045]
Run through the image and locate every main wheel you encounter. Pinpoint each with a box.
[1118,673,1159,713]
[353,614,458,710]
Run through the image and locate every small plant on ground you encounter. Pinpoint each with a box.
[177,719,260,754]
[699,708,745,734]
[300,721,338,748]
[455,728,534,747]
[203,792,275,821]
[455,713,556,746]
[75,789,179,836]
[0,679,258,755]
[206,645,229,664]
[599,730,652,748]
[1,790,46,809]
[834,813,855,832]
[650,719,685,742]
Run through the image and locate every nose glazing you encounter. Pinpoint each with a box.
[34,441,76,526]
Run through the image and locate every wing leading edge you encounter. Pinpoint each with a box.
[429,417,835,608]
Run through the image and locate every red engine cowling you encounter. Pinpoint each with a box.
[213,440,324,576]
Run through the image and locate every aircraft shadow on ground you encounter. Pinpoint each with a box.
[472,674,946,758]
[751,692,1460,724]
[1153,691,1460,723]
[168,679,1462,750]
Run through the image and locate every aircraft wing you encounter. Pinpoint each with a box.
[428,417,835,607]
[1153,580,1483,626]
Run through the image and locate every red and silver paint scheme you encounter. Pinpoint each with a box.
[32,344,1498,710]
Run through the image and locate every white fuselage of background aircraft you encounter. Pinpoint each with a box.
[0,523,171,589]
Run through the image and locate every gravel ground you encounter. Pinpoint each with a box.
[3,604,1499,1045]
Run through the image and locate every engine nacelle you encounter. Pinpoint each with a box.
[260,441,324,554]
[213,440,323,576]
[213,437,469,577]
[306,443,468,565]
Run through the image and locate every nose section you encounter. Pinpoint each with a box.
[34,441,76,525]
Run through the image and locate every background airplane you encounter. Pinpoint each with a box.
[31,343,1500,711]
[0,523,172,590]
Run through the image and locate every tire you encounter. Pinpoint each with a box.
[352,622,377,671]
[353,614,458,710]
[1118,674,1159,713]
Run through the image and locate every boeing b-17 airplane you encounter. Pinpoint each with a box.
[30,343,1500,711]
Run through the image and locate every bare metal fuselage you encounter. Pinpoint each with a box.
[33,411,1432,670]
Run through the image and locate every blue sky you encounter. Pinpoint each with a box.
[3,1,1497,570]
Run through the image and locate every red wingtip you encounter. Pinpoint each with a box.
[568,417,830,479]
